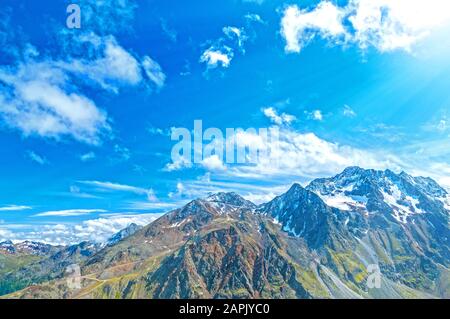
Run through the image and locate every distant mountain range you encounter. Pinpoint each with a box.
[0,167,449,299]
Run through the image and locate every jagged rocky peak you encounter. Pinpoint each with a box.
[256,182,339,248]
[309,166,446,198]
[259,182,324,212]
[306,166,449,223]
[0,240,15,253]
[286,182,304,193]
[0,240,14,246]
[205,192,256,209]
[342,166,367,176]
[401,172,448,198]
[106,223,142,247]
[278,182,324,205]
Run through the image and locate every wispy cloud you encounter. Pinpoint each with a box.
[110,144,131,163]
[244,13,265,24]
[58,33,166,93]
[0,205,32,212]
[27,151,48,165]
[142,56,166,89]
[200,23,251,70]
[343,105,357,118]
[34,209,107,217]
[80,152,96,162]
[79,180,149,195]
[262,107,296,125]
[124,201,179,211]
[223,26,248,52]
[78,180,159,203]
[307,110,323,121]
[160,18,177,42]
[69,185,101,199]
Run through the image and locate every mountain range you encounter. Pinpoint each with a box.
[0,167,449,299]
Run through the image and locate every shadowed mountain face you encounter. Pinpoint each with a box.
[0,167,449,299]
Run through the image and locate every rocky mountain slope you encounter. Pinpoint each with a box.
[0,167,449,299]
[0,241,59,256]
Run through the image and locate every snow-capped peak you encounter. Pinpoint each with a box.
[0,240,54,255]
[205,192,256,209]
[306,166,448,223]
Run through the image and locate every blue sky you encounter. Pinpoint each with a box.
[1,0,450,244]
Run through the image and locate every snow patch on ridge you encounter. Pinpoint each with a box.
[381,184,423,223]
[439,195,450,211]
[317,192,367,211]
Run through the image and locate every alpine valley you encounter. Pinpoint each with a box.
[0,167,449,299]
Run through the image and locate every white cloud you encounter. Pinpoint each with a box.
[343,105,357,117]
[164,156,192,172]
[80,152,96,162]
[437,119,448,132]
[0,213,162,245]
[141,56,166,89]
[147,126,171,136]
[71,214,161,242]
[0,205,32,212]
[281,0,450,53]
[224,127,399,179]
[311,110,323,121]
[223,26,248,51]
[168,181,194,200]
[421,114,449,133]
[200,23,251,70]
[0,61,110,145]
[146,189,158,202]
[34,209,107,217]
[0,228,14,240]
[245,13,264,24]
[243,192,280,205]
[59,34,166,92]
[200,46,233,68]
[113,144,131,162]
[163,117,400,182]
[0,34,165,145]
[27,151,48,165]
[163,107,400,180]
[201,154,227,171]
[262,107,296,125]
[281,2,347,53]
[58,35,142,92]
[348,0,450,52]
